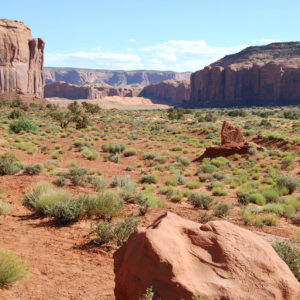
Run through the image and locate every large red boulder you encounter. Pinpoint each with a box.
[114,212,300,300]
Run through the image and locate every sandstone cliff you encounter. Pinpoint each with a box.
[0,19,44,98]
[139,79,190,105]
[190,42,300,107]
[44,81,141,100]
[44,67,191,87]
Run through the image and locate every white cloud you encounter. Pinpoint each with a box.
[45,50,142,69]
[128,39,136,42]
[141,40,249,71]
[46,39,281,72]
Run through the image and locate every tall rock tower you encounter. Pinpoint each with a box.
[0,19,45,98]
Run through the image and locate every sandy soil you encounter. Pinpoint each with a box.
[45,96,170,110]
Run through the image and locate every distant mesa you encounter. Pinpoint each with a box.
[44,81,141,100]
[190,42,300,107]
[0,19,45,98]
[114,212,300,300]
[44,67,191,87]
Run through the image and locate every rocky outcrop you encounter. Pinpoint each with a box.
[221,120,244,144]
[0,19,44,98]
[114,212,300,300]
[191,42,300,107]
[139,79,190,105]
[44,67,191,87]
[44,81,141,99]
[195,121,250,160]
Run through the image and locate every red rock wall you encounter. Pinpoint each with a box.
[191,43,300,107]
[139,79,190,105]
[0,19,45,98]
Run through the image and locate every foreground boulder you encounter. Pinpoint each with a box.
[191,42,300,107]
[0,19,44,98]
[114,212,300,300]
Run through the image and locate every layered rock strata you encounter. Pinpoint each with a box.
[0,19,44,97]
[191,42,300,107]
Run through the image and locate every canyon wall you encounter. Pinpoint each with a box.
[190,42,300,107]
[0,19,44,98]
[44,67,191,87]
[44,81,141,99]
[139,79,190,105]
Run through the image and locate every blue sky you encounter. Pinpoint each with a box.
[2,0,299,71]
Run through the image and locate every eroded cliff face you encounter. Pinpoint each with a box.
[139,79,190,105]
[44,81,141,100]
[0,19,45,98]
[191,42,300,107]
[44,67,191,87]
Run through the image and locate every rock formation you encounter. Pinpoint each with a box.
[196,121,249,160]
[114,212,300,300]
[221,120,244,144]
[0,19,44,98]
[139,79,191,105]
[190,42,300,107]
[44,67,191,87]
[44,81,141,100]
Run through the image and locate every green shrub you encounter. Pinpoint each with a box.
[137,191,165,208]
[23,164,42,175]
[106,153,121,163]
[52,176,68,187]
[261,189,280,203]
[0,152,22,175]
[175,156,190,167]
[188,193,213,209]
[140,174,158,184]
[9,120,36,133]
[212,187,227,196]
[273,241,300,281]
[82,147,99,160]
[46,198,86,223]
[31,188,72,216]
[139,287,154,300]
[0,200,9,216]
[8,109,24,119]
[0,248,27,288]
[249,193,266,205]
[90,216,139,246]
[102,142,125,154]
[89,177,107,192]
[85,190,124,219]
[123,148,137,157]
[186,180,201,189]
[197,164,217,174]
[143,152,157,160]
[214,203,231,217]
[170,192,184,203]
[159,186,174,198]
[67,166,87,186]
[23,182,52,211]
[262,213,279,226]
[277,176,299,194]
[165,177,178,186]
[197,212,213,223]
